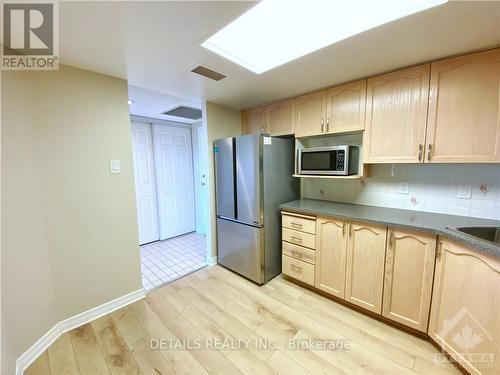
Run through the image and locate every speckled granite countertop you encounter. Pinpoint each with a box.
[280,199,500,258]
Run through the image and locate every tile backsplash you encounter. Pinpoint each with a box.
[301,164,500,220]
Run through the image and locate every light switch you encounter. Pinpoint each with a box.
[109,159,121,174]
[399,182,409,195]
[457,184,472,199]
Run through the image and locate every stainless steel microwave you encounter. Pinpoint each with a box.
[297,145,359,176]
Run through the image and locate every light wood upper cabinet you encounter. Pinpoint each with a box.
[345,222,387,314]
[429,239,500,375]
[364,64,430,163]
[294,90,326,138]
[242,106,266,135]
[266,99,294,136]
[315,217,347,299]
[426,49,500,163]
[326,80,366,134]
[382,229,436,332]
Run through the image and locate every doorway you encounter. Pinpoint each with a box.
[131,118,207,290]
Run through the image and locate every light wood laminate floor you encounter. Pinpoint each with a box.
[26,265,460,375]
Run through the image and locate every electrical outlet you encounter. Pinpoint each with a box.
[457,184,472,199]
[399,182,409,195]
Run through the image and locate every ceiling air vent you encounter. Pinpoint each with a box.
[162,106,202,120]
[191,65,226,81]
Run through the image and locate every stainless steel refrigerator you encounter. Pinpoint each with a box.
[214,134,299,284]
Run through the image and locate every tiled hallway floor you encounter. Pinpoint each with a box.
[140,232,207,291]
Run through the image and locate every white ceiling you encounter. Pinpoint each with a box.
[128,85,202,123]
[59,1,500,112]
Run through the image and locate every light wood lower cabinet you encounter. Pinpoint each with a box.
[315,218,348,298]
[282,254,315,286]
[382,229,436,332]
[429,239,500,375]
[345,222,387,314]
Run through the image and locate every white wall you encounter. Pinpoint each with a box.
[2,66,143,373]
[302,164,500,220]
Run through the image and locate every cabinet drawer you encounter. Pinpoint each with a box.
[282,228,316,249]
[282,255,315,286]
[282,242,315,264]
[282,214,316,234]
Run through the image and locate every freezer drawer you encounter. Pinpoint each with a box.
[217,218,264,284]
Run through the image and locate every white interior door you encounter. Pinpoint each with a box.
[131,121,160,245]
[153,124,196,239]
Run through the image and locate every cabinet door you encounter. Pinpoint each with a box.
[345,222,387,313]
[266,99,294,136]
[429,240,500,375]
[364,64,430,163]
[294,90,326,137]
[382,230,436,332]
[426,49,500,163]
[242,107,266,135]
[315,218,347,299]
[326,80,366,134]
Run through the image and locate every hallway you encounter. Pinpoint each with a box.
[140,232,207,290]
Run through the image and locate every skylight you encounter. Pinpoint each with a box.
[202,0,447,74]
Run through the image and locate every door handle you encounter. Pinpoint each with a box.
[418,144,423,161]
[290,264,303,272]
[342,222,346,236]
[326,118,330,133]
[349,224,353,238]
[437,241,442,260]
[321,119,324,133]
[427,144,432,161]
[389,231,394,247]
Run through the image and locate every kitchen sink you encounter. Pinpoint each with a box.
[455,227,500,245]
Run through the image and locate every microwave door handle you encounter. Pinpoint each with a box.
[344,149,349,175]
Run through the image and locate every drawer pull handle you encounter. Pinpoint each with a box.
[290,250,302,258]
[290,264,302,272]
[290,222,303,228]
[290,236,302,242]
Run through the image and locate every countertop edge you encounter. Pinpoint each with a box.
[280,202,500,259]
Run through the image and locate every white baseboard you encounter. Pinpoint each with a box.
[16,288,145,375]
[206,255,217,266]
